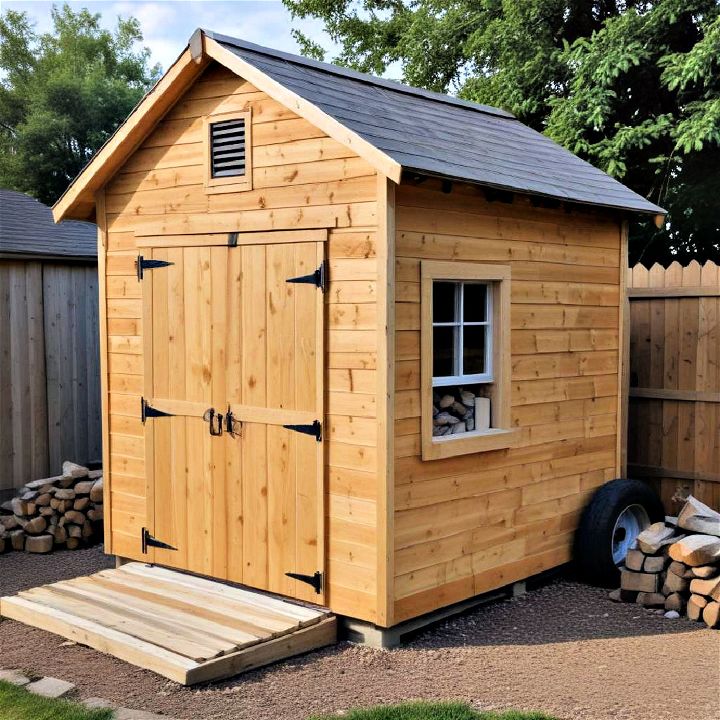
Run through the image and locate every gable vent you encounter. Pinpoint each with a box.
[209,118,246,178]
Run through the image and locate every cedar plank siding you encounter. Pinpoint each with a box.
[100,63,380,622]
[391,180,622,623]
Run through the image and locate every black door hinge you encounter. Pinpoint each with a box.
[141,527,177,554]
[137,255,174,280]
[141,398,174,424]
[285,570,323,594]
[228,232,239,247]
[286,261,326,293]
[283,419,322,442]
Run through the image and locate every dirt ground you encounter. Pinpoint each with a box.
[0,547,718,720]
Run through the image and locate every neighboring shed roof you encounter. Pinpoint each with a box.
[212,32,663,215]
[1,190,96,260]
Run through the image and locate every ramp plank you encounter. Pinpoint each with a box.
[0,595,196,684]
[113,565,305,632]
[0,562,336,685]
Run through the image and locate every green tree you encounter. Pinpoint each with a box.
[0,4,160,205]
[284,0,720,265]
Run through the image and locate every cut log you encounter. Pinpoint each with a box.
[689,577,720,601]
[62,461,89,478]
[25,534,53,553]
[87,507,103,522]
[73,480,94,495]
[66,537,80,550]
[9,529,25,551]
[692,565,719,579]
[24,476,61,491]
[625,549,645,572]
[663,572,689,594]
[687,595,707,621]
[23,516,48,535]
[67,524,82,539]
[39,507,54,517]
[669,535,720,567]
[90,478,103,502]
[54,488,75,500]
[35,493,51,507]
[63,510,86,525]
[636,592,665,608]
[702,601,720,629]
[0,515,19,530]
[669,561,694,579]
[74,497,90,512]
[677,496,720,537]
[636,522,676,554]
[10,498,30,517]
[643,555,667,573]
[621,570,659,593]
[664,593,686,613]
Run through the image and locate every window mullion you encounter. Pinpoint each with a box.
[456,283,463,377]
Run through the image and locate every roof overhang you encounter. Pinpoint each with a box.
[53,29,402,222]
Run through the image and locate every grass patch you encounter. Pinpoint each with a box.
[308,701,559,720]
[0,680,113,720]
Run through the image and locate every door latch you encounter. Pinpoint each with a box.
[203,408,224,436]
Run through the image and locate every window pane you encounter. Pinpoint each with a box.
[433,326,455,377]
[464,283,487,322]
[433,282,456,323]
[463,325,487,375]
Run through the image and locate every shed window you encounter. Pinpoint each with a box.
[204,110,252,193]
[432,281,492,385]
[421,261,516,460]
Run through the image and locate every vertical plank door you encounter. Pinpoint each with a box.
[141,239,325,605]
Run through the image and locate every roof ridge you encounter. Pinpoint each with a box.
[204,30,516,121]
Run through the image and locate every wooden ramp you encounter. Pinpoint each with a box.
[0,562,336,685]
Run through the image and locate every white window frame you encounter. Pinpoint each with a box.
[431,280,493,387]
[420,260,517,460]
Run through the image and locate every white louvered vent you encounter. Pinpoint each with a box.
[209,118,246,178]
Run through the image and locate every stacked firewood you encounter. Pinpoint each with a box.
[611,496,720,628]
[0,461,103,554]
[432,388,490,437]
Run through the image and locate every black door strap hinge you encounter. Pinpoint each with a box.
[203,407,224,436]
[285,571,323,594]
[286,261,326,293]
[137,255,174,280]
[142,527,177,554]
[141,398,174,424]
[283,419,322,442]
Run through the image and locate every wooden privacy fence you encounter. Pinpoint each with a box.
[627,260,720,511]
[0,260,101,497]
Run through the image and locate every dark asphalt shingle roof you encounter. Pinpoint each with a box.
[1,190,96,259]
[209,32,664,215]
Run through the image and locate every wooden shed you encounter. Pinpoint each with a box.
[0,190,101,499]
[51,30,664,629]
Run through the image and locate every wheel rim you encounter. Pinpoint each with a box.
[612,503,651,565]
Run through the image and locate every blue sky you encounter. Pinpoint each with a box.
[3,0,339,72]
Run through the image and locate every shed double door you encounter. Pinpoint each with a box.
[140,237,325,604]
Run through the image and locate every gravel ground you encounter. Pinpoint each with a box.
[1,547,718,720]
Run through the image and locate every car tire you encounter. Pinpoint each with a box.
[574,478,665,586]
